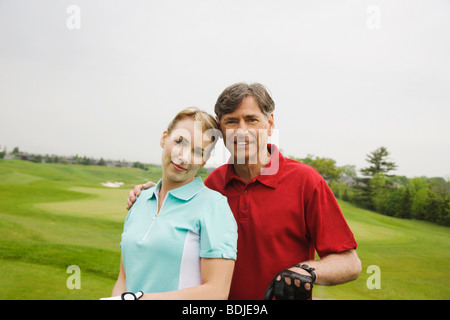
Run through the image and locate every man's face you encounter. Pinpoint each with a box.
[218,96,274,165]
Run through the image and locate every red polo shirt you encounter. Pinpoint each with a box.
[204,144,357,300]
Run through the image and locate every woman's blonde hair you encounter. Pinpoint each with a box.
[167,107,220,144]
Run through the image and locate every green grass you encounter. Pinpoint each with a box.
[314,200,450,299]
[0,159,162,300]
[0,159,449,300]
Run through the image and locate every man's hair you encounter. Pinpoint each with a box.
[214,82,275,120]
[167,107,219,144]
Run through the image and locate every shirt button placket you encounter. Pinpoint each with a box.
[240,187,248,220]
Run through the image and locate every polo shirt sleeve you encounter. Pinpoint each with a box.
[305,179,357,258]
[199,196,238,260]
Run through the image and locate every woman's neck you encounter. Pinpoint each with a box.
[158,174,195,211]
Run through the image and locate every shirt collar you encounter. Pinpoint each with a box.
[223,144,285,189]
[147,176,205,201]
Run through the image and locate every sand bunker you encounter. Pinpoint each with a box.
[101,182,124,188]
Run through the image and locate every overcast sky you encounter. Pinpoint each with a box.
[0,0,449,178]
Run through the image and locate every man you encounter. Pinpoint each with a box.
[128,83,361,300]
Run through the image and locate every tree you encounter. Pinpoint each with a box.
[395,186,412,219]
[0,145,5,159]
[132,161,146,170]
[353,147,397,210]
[360,146,397,177]
[98,158,106,166]
[340,165,357,179]
[370,173,391,213]
[297,154,342,181]
[31,154,42,163]
[80,156,92,165]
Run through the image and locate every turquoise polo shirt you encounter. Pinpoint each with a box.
[120,177,237,293]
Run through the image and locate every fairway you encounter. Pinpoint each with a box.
[315,200,450,299]
[0,160,161,299]
[0,159,449,299]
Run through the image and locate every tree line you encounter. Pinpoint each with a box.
[0,146,149,170]
[2,144,448,226]
[295,147,449,226]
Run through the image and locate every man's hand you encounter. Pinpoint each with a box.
[263,265,315,300]
[126,181,155,210]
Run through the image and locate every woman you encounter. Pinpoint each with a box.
[105,107,237,300]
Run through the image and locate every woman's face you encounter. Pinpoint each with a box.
[160,118,214,184]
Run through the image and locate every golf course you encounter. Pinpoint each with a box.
[0,159,449,300]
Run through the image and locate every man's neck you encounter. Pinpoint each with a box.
[232,150,271,184]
